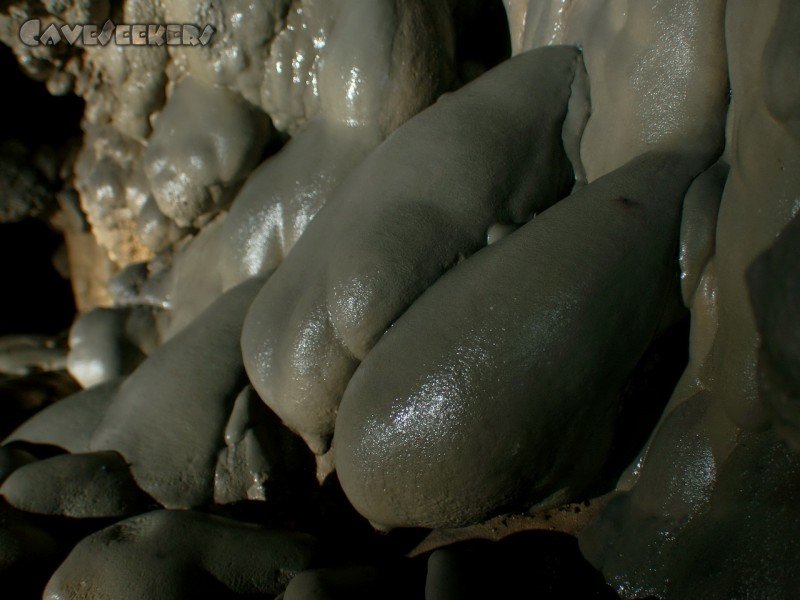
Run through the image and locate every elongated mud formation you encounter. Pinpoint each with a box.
[335,150,709,529]
[0,0,798,598]
[242,45,581,454]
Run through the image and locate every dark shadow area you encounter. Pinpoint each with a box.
[0,219,76,335]
[593,316,691,495]
[0,43,84,144]
[452,0,512,82]
[0,42,84,335]
[423,530,619,599]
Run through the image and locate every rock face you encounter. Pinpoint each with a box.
[506,0,729,181]
[219,0,456,290]
[44,510,320,600]
[577,1,800,597]
[213,385,314,506]
[748,212,800,452]
[1,0,799,597]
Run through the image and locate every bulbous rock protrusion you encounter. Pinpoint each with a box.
[0,451,149,519]
[335,151,709,529]
[4,378,122,454]
[66,307,154,388]
[44,510,320,600]
[242,45,581,455]
[143,76,272,227]
[90,276,267,508]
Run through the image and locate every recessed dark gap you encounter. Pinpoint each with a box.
[0,218,76,335]
[452,0,512,82]
[592,315,692,495]
[0,44,85,144]
[0,42,84,336]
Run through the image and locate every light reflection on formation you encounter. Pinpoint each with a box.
[0,0,797,598]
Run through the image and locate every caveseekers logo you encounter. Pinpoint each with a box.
[19,19,215,47]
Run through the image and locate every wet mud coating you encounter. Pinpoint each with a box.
[0,0,798,598]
